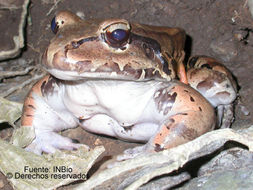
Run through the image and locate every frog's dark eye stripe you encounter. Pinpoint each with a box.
[70,37,98,49]
[51,17,58,34]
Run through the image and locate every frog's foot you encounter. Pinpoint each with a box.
[106,145,148,168]
[25,131,85,155]
[217,104,234,128]
[116,145,147,161]
[186,56,237,128]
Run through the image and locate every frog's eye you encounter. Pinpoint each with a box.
[51,17,58,34]
[105,23,130,48]
[109,29,128,42]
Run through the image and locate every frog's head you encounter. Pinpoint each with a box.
[42,11,185,81]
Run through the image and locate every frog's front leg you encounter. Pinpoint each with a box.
[186,56,237,128]
[21,75,81,154]
[117,83,216,161]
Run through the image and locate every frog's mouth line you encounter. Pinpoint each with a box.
[46,67,171,82]
[47,68,136,81]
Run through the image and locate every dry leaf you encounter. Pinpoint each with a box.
[0,97,22,127]
[0,138,104,190]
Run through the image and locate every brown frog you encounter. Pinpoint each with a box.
[21,11,237,159]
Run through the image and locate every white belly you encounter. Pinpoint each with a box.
[63,80,169,141]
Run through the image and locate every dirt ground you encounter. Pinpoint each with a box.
[0,0,253,189]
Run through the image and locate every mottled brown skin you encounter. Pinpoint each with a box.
[186,56,237,128]
[187,56,237,91]
[42,11,186,82]
[21,11,237,157]
[150,83,215,151]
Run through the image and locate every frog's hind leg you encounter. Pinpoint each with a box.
[21,75,81,154]
[117,82,216,161]
[186,56,238,128]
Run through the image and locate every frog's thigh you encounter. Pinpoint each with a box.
[148,83,216,151]
[186,56,237,128]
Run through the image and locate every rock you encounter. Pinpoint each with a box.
[210,34,238,62]
[233,29,249,42]
[248,0,253,19]
[0,180,4,188]
[198,147,253,176]
[179,147,253,190]
[178,166,253,190]
[138,172,190,190]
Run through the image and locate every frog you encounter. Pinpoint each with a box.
[21,11,237,159]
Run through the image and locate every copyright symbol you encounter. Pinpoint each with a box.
[6,173,13,179]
